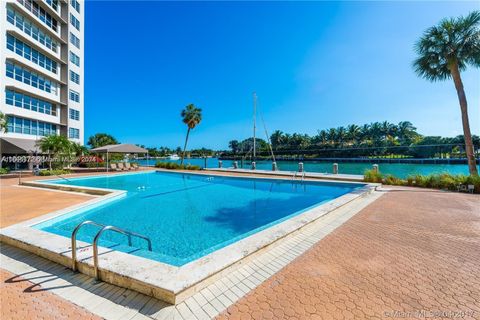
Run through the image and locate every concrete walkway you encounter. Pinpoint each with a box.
[217,187,480,320]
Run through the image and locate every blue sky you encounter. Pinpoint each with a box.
[85,1,480,149]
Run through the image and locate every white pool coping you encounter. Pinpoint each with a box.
[207,167,365,182]
[0,171,376,304]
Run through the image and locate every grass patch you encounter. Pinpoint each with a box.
[0,168,10,175]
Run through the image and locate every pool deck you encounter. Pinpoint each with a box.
[207,167,364,182]
[1,169,479,319]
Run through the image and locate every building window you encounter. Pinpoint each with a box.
[70,32,80,49]
[70,51,80,66]
[69,70,80,84]
[6,89,56,116]
[45,0,59,12]
[69,128,80,139]
[6,6,58,53]
[6,62,59,95]
[7,116,57,136]
[69,90,80,102]
[70,13,80,30]
[16,0,58,32]
[6,34,57,73]
[69,108,80,121]
[71,0,80,13]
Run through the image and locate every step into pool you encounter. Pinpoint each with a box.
[34,171,365,266]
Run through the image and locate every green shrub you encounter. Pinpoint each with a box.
[384,174,405,186]
[39,169,71,176]
[154,162,200,170]
[0,167,10,175]
[364,169,383,183]
[366,171,479,194]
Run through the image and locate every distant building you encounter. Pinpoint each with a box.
[0,0,84,149]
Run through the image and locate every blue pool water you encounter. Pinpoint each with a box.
[35,172,364,266]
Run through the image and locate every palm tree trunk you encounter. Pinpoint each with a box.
[450,61,478,176]
[181,127,191,165]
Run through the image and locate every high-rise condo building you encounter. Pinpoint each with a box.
[0,0,84,150]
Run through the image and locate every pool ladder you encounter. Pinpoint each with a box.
[292,171,306,181]
[71,220,152,280]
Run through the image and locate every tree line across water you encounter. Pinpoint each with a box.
[225,121,480,159]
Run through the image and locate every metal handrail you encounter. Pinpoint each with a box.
[93,225,152,280]
[71,220,105,272]
[56,175,71,182]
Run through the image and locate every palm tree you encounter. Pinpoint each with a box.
[180,104,202,165]
[317,130,328,146]
[38,135,71,170]
[359,124,371,145]
[369,122,383,146]
[413,11,479,175]
[346,124,361,145]
[87,133,118,149]
[327,128,337,146]
[71,142,88,157]
[336,127,347,147]
[270,130,284,150]
[0,111,8,133]
[397,121,417,145]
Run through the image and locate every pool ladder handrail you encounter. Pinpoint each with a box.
[71,220,105,272]
[71,221,152,278]
[93,225,152,280]
[292,171,306,181]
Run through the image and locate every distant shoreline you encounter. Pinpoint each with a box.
[218,157,479,165]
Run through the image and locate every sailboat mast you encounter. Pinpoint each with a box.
[253,92,257,161]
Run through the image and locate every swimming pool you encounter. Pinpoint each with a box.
[34,171,364,266]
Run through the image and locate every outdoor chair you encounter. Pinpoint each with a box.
[131,163,140,170]
[117,162,128,171]
[110,163,121,171]
[125,163,133,170]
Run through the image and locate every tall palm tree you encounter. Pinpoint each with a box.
[87,133,118,149]
[413,11,479,175]
[0,111,8,133]
[180,104,202,165]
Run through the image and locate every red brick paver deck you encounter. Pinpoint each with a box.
[0,269,101,320]
[218,187,480,320]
